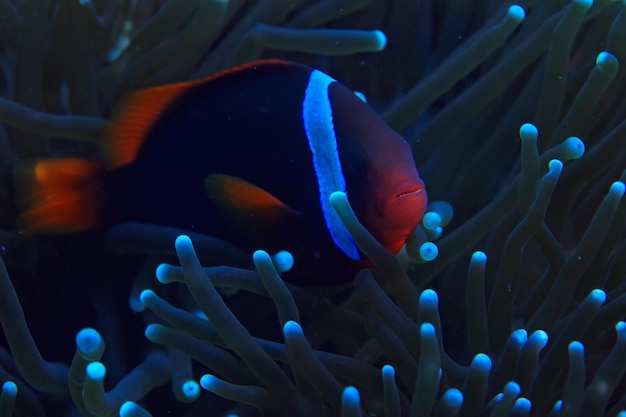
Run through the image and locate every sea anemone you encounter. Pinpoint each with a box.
[0,0,625,416]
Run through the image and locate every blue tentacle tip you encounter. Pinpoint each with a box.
[419,242,439,261]
[283,320,303,337]
[76,328,103,355]
[504,381,521,397]
[471,251,487,264]
[568,341,584,355]
[119,401,151,417]
[420,322,436,338]
[519,123,538,141]
[588,289,606,305]
[86,362,106,380]
[419,289,439,307]
[382,364,395,378]
[1,381,16,396]
[528,330,548,350]
[200,374,216,391]
[442,388,463,408]
[563,137,585,160]
[513,397,532,412]
[511,329,528,346]
[508,5,526,21]
[180,380,201,401]
[472,353,492,372]
[342,386,360,407]
[610,181,625,198]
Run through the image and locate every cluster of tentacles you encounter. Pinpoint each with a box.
[0,0,624,416]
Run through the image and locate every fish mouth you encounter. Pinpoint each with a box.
[380,180,426,218]
[375,180,427,249]
[395,185,425,199]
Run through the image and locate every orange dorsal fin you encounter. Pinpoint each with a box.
[205,173,303,238]
[103,81,198,169]
[14,158,105,233]
[103,60,292,169]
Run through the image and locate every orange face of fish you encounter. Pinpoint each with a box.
[329,83,427,255]
[359,132,426,254]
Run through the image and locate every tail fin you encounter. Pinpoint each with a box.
[13,158,106,233]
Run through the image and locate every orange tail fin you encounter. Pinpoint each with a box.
[13,158,106,234]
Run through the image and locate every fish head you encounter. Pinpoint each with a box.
[330,84,427,254]
[340,131,426,254]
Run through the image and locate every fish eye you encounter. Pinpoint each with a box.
[344,150,367,177]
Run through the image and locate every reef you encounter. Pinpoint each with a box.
[0,0,625,416]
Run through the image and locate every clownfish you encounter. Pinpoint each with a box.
[15,60,426,286]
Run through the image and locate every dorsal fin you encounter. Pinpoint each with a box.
[102,59,293,169]
[102,81,196,169]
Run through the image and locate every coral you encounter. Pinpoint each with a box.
[0,0,625,416]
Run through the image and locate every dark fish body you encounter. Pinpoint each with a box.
[16,60,427,285]
[106,62,319,243]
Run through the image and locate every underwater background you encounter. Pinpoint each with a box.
[0,0,625,416]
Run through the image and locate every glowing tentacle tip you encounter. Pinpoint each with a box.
[426,201,454,226]
[155,264,169,283]
[548,159,564,175]
[342,386,361,410]
[421,322,436,338]
[527,330,549,354]
[120,401,152,417]
[472,353,492,372]
[283,320,303,337]
[610,181,626,198]
[552,400,563,413]
[174,235,194,256]
[588,289,607,305]
[596,51,619,72]
[86,362,106,380]
[382,364,395,379]
[271,250,294,273]
[76,328,104,358]
[504,381,521,397]
[252,249,270,263]
[471,250,487,264]
[615,321,626,339]
[422,212,442,230]
[511,329,528,345]
[429,227,443,240]
[420,289,439,308]
[180,380,201,402]
[513,397,532,413]
[129,293,144,313]
[507,5,526,21]
[144,324,159,342]
[569,340,584,355]
[441,388,463,410]
[199,374,217,391]
[491,393,504,405]
[139,289,155,306]
[419,242,438,261]
[562,137,585,160]
[353,91,367,102]
[329,190,346,202]
[573,0,593,9]
[372,30,387,51]
[1,381,16,396]
[519,123,538,141]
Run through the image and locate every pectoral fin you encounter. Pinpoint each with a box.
[205,173,304,241]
